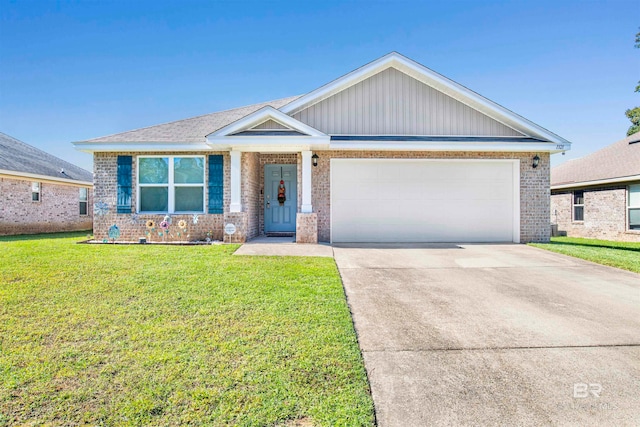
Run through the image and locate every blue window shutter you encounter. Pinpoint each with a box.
[117,156,132,213]
[208,155,224,214]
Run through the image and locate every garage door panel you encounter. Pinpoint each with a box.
[331,159,518,243]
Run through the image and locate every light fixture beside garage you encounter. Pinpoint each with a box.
[532,154,540,169]
[312,153,319,167]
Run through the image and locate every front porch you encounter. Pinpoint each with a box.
[222,150,318,244]
[233,235,333,257]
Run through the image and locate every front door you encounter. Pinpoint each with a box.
[264,164,297,233]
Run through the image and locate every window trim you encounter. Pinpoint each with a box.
[79,187,88,216]
[572,190,584,223]
[136,155,206,214]
[31,182,41,202]
[628,184,640,231]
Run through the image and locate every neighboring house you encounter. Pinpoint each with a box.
[0,132,93,236]
[74,52,570,244]
[550,134,640,241]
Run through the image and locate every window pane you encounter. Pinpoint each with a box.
[32,192,40,201]
[79,202,87,215]
[573,191,584,205]
[140,187,168,212]
[574,206,584,221]
[174,157,204,184]
[629,185,640,207]
[630,208,640,230]
[139,158,168,184]
[32,182,40,192]
[174,187,204,212]
[79,187,88,201]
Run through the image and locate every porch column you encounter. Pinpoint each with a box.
[301,150,313,213]
[230,150,242,212]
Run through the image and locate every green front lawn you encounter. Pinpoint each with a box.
[529,236,640,273]
[0,232,374,426]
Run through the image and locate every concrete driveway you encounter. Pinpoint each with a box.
[333,244,640,426]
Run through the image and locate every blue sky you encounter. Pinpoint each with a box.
[1,0,638,171]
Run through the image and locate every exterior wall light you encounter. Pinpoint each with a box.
[532,154,540,169]
[312,153,319,167]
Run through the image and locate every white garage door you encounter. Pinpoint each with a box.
[331,159,520,243]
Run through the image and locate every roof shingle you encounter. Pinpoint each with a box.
[551,134,640,186]
[84,96,301,143]
[0,132,93,183]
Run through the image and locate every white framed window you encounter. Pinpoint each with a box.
[628,184,640,230]
[79,187,88,215]
[31,182,40,202]
[137,155,205,214]
[573,190,584,222]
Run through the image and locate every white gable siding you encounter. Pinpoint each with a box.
[293,67,523,136]
[251,119,290,130]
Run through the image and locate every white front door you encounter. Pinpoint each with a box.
[330,159,520,243]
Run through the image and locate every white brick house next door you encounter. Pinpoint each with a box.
[330,159,520,243]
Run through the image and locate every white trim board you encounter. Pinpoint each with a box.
[74,142,211,153]
[551,174,640,190]
[0,169,93,187]
[208,106,328,138]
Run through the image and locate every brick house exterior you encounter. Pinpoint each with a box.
[0,132,93,236]
[551,134,640,242]
[76,53,569,244]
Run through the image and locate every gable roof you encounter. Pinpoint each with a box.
[75,52,570,154]
[0,132,93,184]
[209,106,328,138]
[281,52,570,147]
[82,96,300,144]
[206,105,330,152]
[551,133,640,189]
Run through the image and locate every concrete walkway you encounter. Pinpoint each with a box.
[233,236,333,257]
[333,244,640,426]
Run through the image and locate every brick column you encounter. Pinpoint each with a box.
[296,213,318,243]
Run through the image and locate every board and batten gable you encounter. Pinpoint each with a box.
[293,67,524,137]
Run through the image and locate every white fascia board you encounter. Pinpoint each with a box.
[551,174,640,190]
[208,106,327,138]
[0,169,93,186]
[228,145,313,153]
[207,135,331,152]
[73,141,211,153]
[327,140,565,153]
[280,52,571,148]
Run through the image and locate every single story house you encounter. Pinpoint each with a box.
[0,132,93,235]
[74,52,570,244]
[551,133,640,241]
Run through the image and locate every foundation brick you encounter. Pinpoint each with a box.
[93,150,551,244]
[296,213,318,243]
[551,185,640,242]
[0,177,92,236]
[311,151,550,244]
[93,151,228,242]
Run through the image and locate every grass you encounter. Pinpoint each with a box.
[529,236,640,273]
[0,232,374,426]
